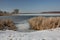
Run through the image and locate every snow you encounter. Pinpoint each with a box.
[0,18,60,40]
[0,28,60,40]
[15,22,30,32]
[15,20,35,32]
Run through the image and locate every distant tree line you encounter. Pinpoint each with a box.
[0,9,19,16]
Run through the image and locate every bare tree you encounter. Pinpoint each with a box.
[4,11,7,14]
[14,9,19,14]
[0,10,3,13]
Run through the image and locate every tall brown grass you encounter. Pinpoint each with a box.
[29,17,60,30]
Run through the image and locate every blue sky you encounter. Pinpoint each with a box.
[0,0,60,13]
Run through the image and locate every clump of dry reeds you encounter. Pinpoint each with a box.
[29,17,60,30]
[0,19,17,31]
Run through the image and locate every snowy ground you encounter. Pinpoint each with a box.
[0,16,60,40]
[0,28,60,40]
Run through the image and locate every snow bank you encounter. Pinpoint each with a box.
[0,28,60,40]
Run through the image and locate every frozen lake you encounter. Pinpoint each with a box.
[0,14,60,32]
[0,16,35,23]
[0,16,35,32]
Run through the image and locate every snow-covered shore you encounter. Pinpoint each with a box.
[0,28,60,40]
[0,16,60,40]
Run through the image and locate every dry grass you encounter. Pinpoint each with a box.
[0,19,17,31]
[29,17,60,30]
